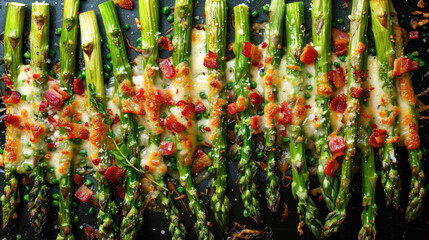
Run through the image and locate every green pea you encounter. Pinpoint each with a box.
[85,179,93,186]
[282,137,290,143]
[162,6,171,15]
[203,112,209,119]
[419,61,425,67]
[227,81,234,89]
[337,18,344,24]
[21,94,27,100]
[24,51,31,59]
[16,235,22,240]
[307,73,313,78]
[165,136,172,142]
[199,125,205,133]
[89,207,95,215]
[251,10,259,18]
[208,151,213,159]
[137,124,145,131]
[49,69,56,76]
[104,64,112,72]
[81,70,86,79]
[243,209,250,217]
[339,55,347,62]
[73,215,79,223]
[79,150,87,156]
[106,53,111,60]
[161,83,167,89]
[53,193,60,200]
[412,57,419,62]
[306,85,313,91]
[49,167,55,173]
[52,200,59,206]
[161,112,167,119]
[177,186,184,193]
[334,62,341,68]
[167,14,174,23]
[48,49,56,58]
[257,151,264,159]
[195,113,202,120]
[52,178,59,185]
[25,185,31,192]
[72,201,78,208]
[124,24,130,31]
[104,72,110,80]
[263,4,270,13]
[197,136,204,142]
[55,28,62,35]
[305,92,311,99]
[250,81,257,89]
[208,166,213,173]
[23,194,30,202]
[407,53,413,59]
[106,43,110,49]
[199,92,207,99]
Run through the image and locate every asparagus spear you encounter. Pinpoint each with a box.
[57,1,80,239]
[263,0,285,213]
[80,10,118,239]
[233,4,261,222]
[389,1,426,222]
[369,0,401,209]
[322,0,370,237]
[28,2,50,234]
[138,0,186,238]
[311,0,338,212]
[168,0,213,238]
[99,2,143,239]
[2,2,25,228]
[286,2,323,237]
[205,0,230,228]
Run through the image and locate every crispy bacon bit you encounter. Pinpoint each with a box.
[119,80,136,96]
[324,158,341,177]
[74,174,83,186]
[227,103,237,115]
[61,119,90,140]
[203,51,218,69]
[30,123,45,142]
[91,158,100,166]
[250,115,263,133]
[279,102,292,125]
[74,185,94,203]
[3,114,21,127]
[249,92,263,105]
[328,67,346,89]
[45,89,64,108]
[350,87,364,98]
[136,88,144,99]
[329,94,347,113]
[159,58,176,79]
[243,42,252,57]
[116,186,126,199]
[176,100,195,118]
[73,78,85,95]
[210,80,221,88]
[39,100,48,112]
[89,116,108,147]
[332,28,350,56]
[158,36,174,51]
[405,122,420,150]
[2,74,13,86]
[160,141,175,156]
[242,42,263,62]
[3,91,21,104]
[354,42,366,54]
[165,114,186,133]
[113,0,134,9]
[300,44,318,64]
[265,56,273,64]
[155,89,174,105]
[409,31,419,40]
[328,136,346,154]
[393,57,420,76]
[417,0,425,9]
[369,129,387,148]
[104,165,126,182]
[191,147,212,173]
[195,101,206,113]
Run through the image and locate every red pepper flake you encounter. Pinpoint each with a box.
[160,141,175,156]
[91,158,100,166]
[305,105,312,109]
[204,127,211,132]
[227,103,237,115]
[158,36,175,51]
[409,31,419,40]
[135,18,142,30]
[261,42,268,48]
[145,165,150,171]
[104,165,126,183]
[159,58,176,79]
[372,124,378,129]
[249,92,263,106]
[329,94,347,113]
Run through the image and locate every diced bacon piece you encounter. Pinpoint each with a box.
[73,78,85,95]
[249,92,263,105]
[74,185,94,203]
[155,89,174,105]
[160,141,175,156]
[369,129,387,148]
[393,57,420,76]
[2,74,13,86]
[104,165,126,183]
[2,114,21,127]
[300,45,318,64]
[30,123,45,142]
[73,174,83,186]
[334,39,348,56]
[242,42,263,62]
[56,89,70,101]
[116,186,126,199]
[158,36,174,51]
[332,28,350,42]
[328,67,346,89]
[408,31,419,40]
[250,115,263,133]
[323,158,341,177]
[176,100,195,118]
[227,103,237,115]
[45,89,63,108]
[354,42,366,54]
[165,114,186,133]
[280,102,292,125]
[195,101,206,113]
[136,88,144,99]
[119,80,136,97]
[159,58,176,79]
[350,87,364,98]
[39,100,48,112]
[113,0,134,10]
[203,51,218,69]
[242,42,252,58]
[91,158,100,166]
[191,147,212,173]
[67,123,90,140]
[328,136,346,154]
[329,94,347,113]
[3,91,21,104]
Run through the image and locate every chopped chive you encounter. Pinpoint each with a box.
[21,94,27,100]
[164,136,172,142]
[23,163,32,171]
[257,109,264,116]
[85,179,93,186]
[88,207,94,215]
[137,124,145,131]
[282,137,290,143]
[243,209,250,217]
[23,194,30,202]
[25,185,30,192]
[208,166,213,173]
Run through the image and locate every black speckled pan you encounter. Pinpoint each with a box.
[0,0,428,239]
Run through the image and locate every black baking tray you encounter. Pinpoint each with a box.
[0,0,429,239]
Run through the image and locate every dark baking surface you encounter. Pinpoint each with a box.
[0,0,429,239]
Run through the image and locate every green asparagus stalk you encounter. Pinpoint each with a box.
[57,1,80,239]
[389,1,426,222]
[286,2,323,238]
[312,0,338,212]
[80,10,118,239]
[322,0,370,237]
[369,0,401,209]
[28,2,50,234]
[2,2,25,228]
[169,0,213,239]
[138,0,186,238]
[263,0,285,213]
[205,0,230,229]
[233,4,261,222]
[99,2,143,239]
